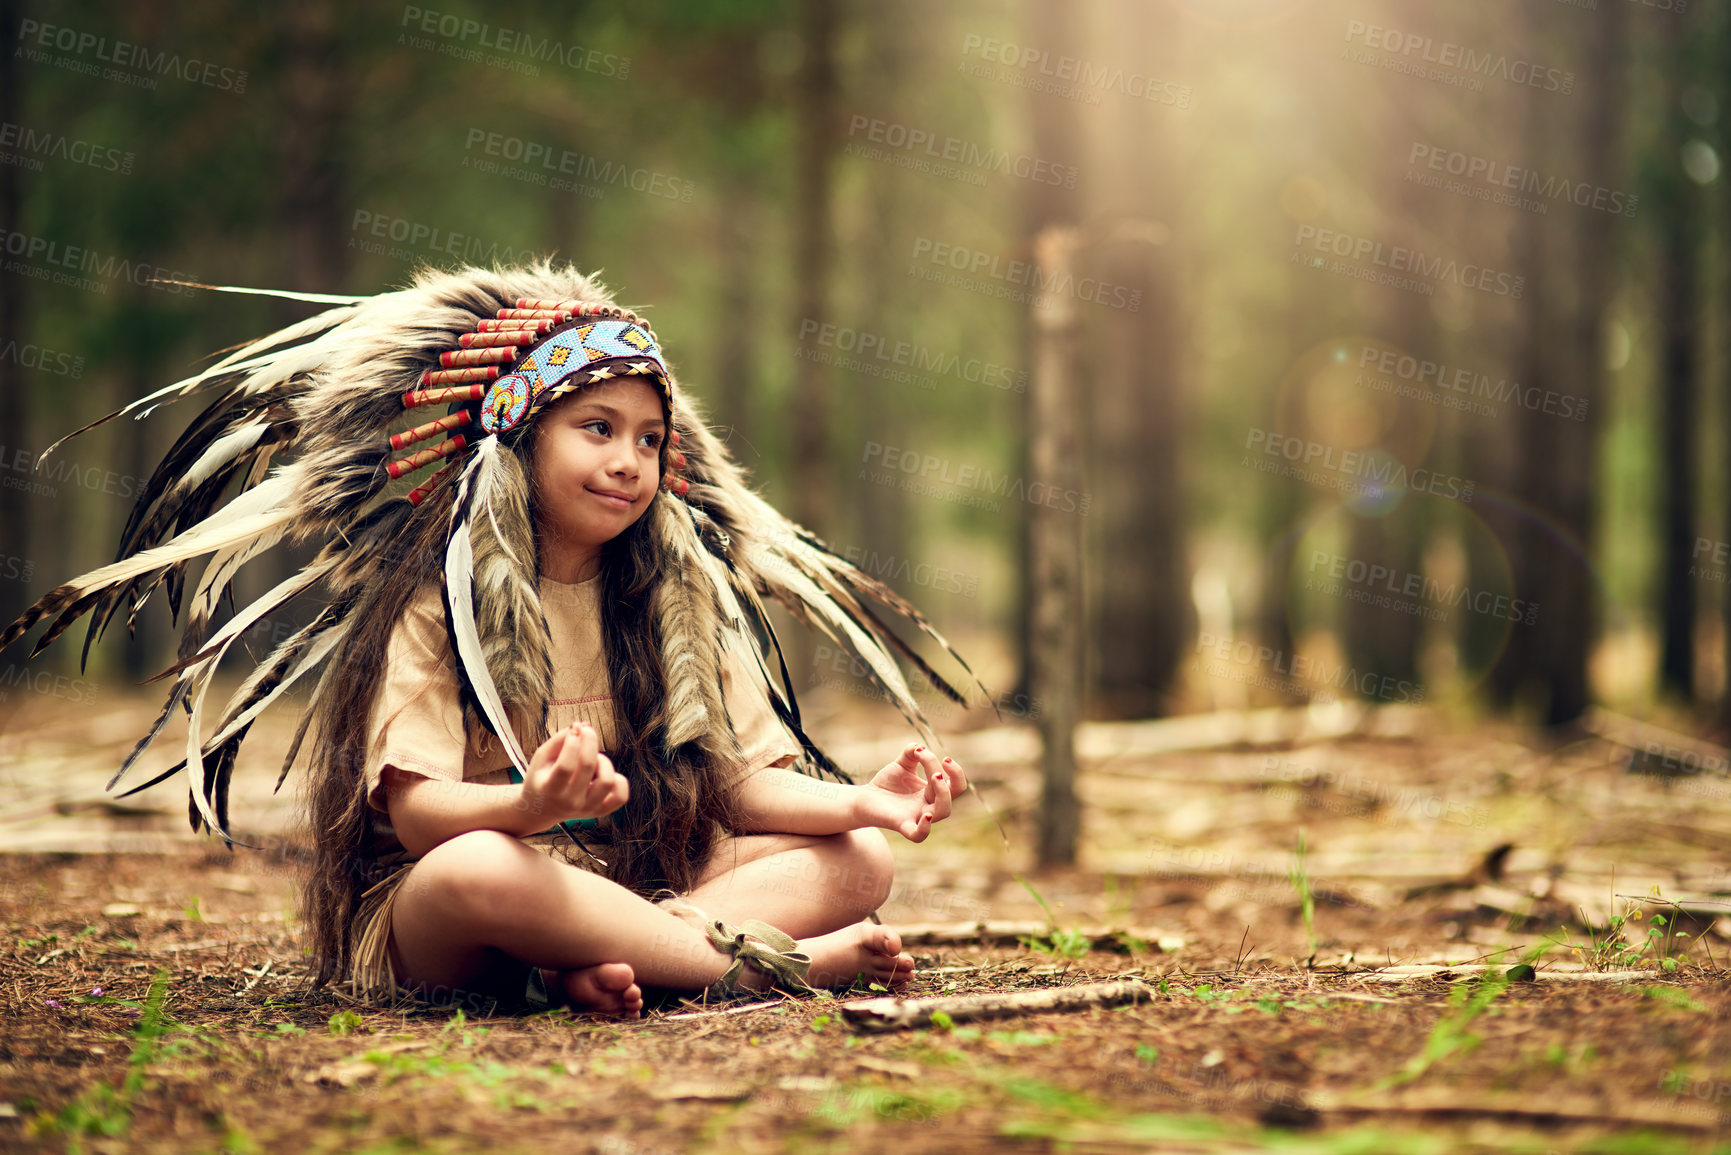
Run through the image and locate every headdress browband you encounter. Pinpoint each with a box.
[385,298,688,506]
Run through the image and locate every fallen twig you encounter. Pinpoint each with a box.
[1364,964,1653,984]
[840,978,1159,1033]
[896,921,1184,952]
[659,996,792,1022]
[1311,1087,1726,1132]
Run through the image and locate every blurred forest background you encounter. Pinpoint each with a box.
[0,0,1727,760]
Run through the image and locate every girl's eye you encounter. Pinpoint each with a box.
[638,432,663,450]
[581,419,610,437]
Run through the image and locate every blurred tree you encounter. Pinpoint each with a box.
[1016,0,1085,711]
[850,0,913,576]
[790,0,837,534]
[1655,7,1705,704]
[1494,0,1626,725]
[1340,12,1430,696]
[0,0,28,572]
[1085,0,1193,718]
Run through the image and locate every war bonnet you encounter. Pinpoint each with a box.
[0,263,987,841]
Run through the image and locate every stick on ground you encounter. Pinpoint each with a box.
[839,979,1160,1033]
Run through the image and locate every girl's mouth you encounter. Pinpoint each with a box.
[587,488,634,509]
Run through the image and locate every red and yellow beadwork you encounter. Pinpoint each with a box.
[388,299,683,505]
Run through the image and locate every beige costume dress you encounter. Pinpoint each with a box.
[347,572,802,1005]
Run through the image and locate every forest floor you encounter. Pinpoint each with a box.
[1,690,1730,1153]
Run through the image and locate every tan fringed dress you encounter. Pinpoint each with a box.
[347,571,801,1007]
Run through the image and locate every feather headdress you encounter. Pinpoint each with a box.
[0,262,990,842]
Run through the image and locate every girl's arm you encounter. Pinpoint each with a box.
[730,743,967,842]
[383,721,628,859]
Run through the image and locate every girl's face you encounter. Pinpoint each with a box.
[529,377,666,565]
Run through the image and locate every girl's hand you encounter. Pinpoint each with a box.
[862,742,967,842]
[522,721,629,823]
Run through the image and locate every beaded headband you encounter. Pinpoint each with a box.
[385,299,689,505]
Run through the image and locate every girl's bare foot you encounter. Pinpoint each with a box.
[797,921,915,990]
[546,962,644,1018]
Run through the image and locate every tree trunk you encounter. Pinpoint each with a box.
[1088,0,1192,719]
[0,0,28,616]
[1498,2,1625,724]
[1658,13,1702,702]
[1031,226,1083,867]
[790,0,837,535]
[1015,0,1086,709]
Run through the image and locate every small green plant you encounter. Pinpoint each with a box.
[328,1010,364,1036]
[1015,874,1090,960]
[1557,887,1693,971]
[37,969,171,1149]
[1134,1043,1159,1066]
[183,895,203,922]
[1644,986,1706,1012]
[1380,944,1547,1088]
[929,1010,955,1031]
[1288,830,1317,961]
[810,1013,832,1033]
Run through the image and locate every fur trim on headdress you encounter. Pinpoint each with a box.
[0,261,991,840]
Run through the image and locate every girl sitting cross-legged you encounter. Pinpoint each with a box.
[0,263,986,1017]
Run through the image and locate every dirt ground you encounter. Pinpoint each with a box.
[2,690,1730,1153]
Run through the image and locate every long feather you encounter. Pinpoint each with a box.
[117,612,351,801]
[443,436,532,778]
[466,443,552,747]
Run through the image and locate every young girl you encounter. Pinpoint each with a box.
[0,263,985,1016]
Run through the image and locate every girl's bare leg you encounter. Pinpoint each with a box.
[387,830,909,1016]
[680,827,914,988]
[685,828,895,936]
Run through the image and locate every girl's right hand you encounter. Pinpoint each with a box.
[522,721,629,823]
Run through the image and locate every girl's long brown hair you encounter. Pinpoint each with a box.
[300,393,741,989]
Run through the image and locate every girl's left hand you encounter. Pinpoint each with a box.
[863,742,968,842]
